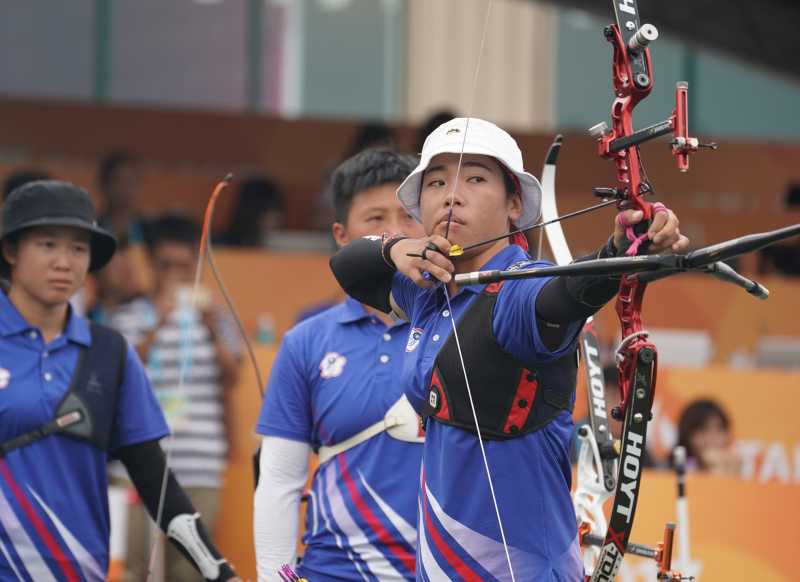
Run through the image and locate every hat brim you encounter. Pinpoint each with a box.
[0,217,117,273]
[397,141,542,230]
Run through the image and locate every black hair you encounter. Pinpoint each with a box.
[2,169,52,202]
[330,148,418,224]
[0,231,21,279]
[676,399,731,468]
[98,150,138,191]
[144,213,200,255]
[223,176,286,247]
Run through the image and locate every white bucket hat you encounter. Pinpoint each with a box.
[397,117,542,229]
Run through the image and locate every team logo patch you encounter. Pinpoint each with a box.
[446,128,461,135]
[319,352,347,379]
[506,260,532,272]
[406,328,424,352]
[0,368,9,389]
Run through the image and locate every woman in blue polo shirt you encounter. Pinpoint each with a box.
[0,180,240,581]
[330,118,689,581]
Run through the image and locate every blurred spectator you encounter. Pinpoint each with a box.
[676,398,741,475]
[345,122,395,159]
[2,168,52,201]
[758,183,800,275]
[103,214,241,581]
[313,122,397,230]
[220,176,287,247]
[88,236,142,324]
[97,150,149,243]
[416,109,457,152]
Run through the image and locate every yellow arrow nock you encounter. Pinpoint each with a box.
[448,244,464,257]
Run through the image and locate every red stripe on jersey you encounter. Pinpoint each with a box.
[422,489,482,581]
[337,454,416,574]
[0,460,80,582]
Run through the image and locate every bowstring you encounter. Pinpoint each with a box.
[440,1,516,580]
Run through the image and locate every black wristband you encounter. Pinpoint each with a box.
[381,234,408,270]
[330,236,397,313]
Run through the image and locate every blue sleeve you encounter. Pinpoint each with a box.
[390,271,421,319]
[256,331,313,445]
[110,344,170,451]
[493,276,583,365]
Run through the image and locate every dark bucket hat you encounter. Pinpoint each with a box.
[0,180,117,272]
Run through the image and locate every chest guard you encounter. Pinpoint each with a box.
[0,323,127,457]
[421,282,577,440]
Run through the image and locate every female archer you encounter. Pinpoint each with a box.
[330,117,688,581]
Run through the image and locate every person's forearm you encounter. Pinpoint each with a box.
[329,236,399,312]
[535,238,620,349]
[117,440,238,581]
[254,437,311,582]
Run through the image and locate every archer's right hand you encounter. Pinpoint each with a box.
[390,236,455,288]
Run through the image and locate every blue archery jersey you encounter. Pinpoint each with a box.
[392,245,584,582]
[0,291,169,582]
[257,299,424,582]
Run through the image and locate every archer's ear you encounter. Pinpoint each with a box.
[331,222,349,249]
[1,239,17,269]
[507,192,524,223]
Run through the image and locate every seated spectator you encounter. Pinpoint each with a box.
[675,398,741,475]
[97,150,150,243]
[220,176,287,247]
[2,168,52,201]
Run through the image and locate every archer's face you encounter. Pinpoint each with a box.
[419,153,522,252]
[333,182,424,247]
[3,226,91,306]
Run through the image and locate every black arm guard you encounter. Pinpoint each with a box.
[117,440,237,581]
[535,237,621,349]
[536,236,621,324]
[329,236,398,313]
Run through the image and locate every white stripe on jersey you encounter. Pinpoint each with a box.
[0,486,57,582]
[315,466,370,582]
[424,484,520,581]
[28,487,105,581]
[416,496,452,582]
[0,536,25,581]
[359,470,416,547]
[323,462,407,581]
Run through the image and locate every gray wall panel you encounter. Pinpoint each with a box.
[0,0,94,99]
[109,0,248,110]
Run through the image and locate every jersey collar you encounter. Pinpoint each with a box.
[0,290,91,346]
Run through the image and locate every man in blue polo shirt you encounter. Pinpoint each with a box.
[253,149,427,581]
[0,180,240,581]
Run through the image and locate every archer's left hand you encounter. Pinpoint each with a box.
[613,207,690,255]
